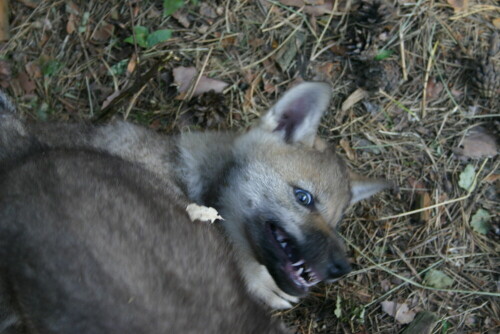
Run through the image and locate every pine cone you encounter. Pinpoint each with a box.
[181,91,228,129]
[471,58,499,98]
[353,60,401,93]
[470,33,499,98]
[355,0,394,28]
[343,27,373,57]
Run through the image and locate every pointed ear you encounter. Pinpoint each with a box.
[349,172,393,205]
[260,82,331,146]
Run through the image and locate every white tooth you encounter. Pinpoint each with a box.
[276,235,285,242]
[296,267,304,275]
[280,242,287,248]
[292,259,305,266]
[305,267,312,273]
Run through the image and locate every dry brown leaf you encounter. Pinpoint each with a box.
[330,45,347,57]
[419,192,432,222]
[493,18,500,29]
[381,301,417,324]
[483,174,500,183]
[380,279,391,292]
[263,79,276,94]
[0,60,12,88]
[199,3,217,19]
[173,66,229,99]
[17,0,39,9]
[407,177,427,194]
[447,0,468,13]
[340,138,356,161]
[249,38,265,48]
[279,0,305,6]
[25,61,42,79]
[172,10,190,28]
[92,22,114,42]
[66,13,77,34]
[16,71,36,94]
[304,3,333,16]
[454,127,498,160]
[279,0,334,16]
[0,0,9,41]
[311,62,337,81]
[426,78,443,101]
[341,88,369,111]
[127,54,138,74]
[65,1,80,15]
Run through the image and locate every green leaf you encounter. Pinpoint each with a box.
[79,12,90,34]
[374,49,394,61]
[36,102,49,121]
[147,29,172,47]
[163,0,185,17]
[373,245,386,258]
[334,295,342,318]
[124,26,149,48]
[423,269,454,289]
[441,320,451,334]
[109,59,129,76]
[458,164,475,191]
[42,60,63,77]
[470,208,491,234]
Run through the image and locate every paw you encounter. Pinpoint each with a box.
[243,263,298,309]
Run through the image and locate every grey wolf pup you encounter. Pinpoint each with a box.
[0,82,389,312]
[0,93,287,333]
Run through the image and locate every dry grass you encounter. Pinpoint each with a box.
[1,0,498,333]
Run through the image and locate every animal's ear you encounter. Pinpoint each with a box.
[349,172,392,206]
[260,82,331,146]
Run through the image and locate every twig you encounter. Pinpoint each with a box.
[0,0,9,41]
[421,41,439,118]
[187,47,213,100]
[92,54,173,122]
[243,19,303,70]
[399,25,407,81]
[123,84,147,120]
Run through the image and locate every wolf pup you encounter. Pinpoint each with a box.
[1,82,390,310]
[0,92,287,333]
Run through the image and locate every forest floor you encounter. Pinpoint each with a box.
[1,0,498,333]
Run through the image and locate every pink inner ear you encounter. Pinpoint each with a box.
[273,99,311,142]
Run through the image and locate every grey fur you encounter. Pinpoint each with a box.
[0,95,287,333]
[0,82,391,316]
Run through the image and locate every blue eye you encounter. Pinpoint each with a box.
[294,188,314,207]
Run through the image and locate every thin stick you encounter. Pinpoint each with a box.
[124,84,147,120]
[242,22,302,70]
[399,25,408,81]
[310,1,336,61]
[421,41,439,118]
[186,47,213,100]
[0,0,9,41]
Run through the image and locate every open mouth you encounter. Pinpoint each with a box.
[268,223,321,293]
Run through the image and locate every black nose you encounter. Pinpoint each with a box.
[327,257,351,278]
